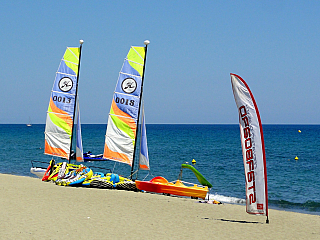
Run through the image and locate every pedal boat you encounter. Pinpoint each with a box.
[135,176,208,199]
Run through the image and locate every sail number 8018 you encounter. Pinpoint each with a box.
[115,97,134,106]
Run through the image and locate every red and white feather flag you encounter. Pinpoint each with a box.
[231,73,268,219]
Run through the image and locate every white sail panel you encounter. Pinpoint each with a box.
[139,105,149,170]
[44,105,73,158]
[104,114,136,165]
[76,102,84,162]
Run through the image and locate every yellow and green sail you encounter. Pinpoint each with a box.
[103,46,146,166]
[44,47,80,159]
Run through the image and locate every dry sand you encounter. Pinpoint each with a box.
[0,173,319,239]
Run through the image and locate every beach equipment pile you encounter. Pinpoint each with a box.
[41,160,137,191]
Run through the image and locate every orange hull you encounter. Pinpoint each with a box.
[135,176,208,199]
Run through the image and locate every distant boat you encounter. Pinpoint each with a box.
[26,117,32,127]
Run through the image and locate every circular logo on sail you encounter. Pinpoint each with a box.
[58,77,73,92]
[121,78,137,94]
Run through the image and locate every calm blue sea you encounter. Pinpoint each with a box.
[0,124,319,215]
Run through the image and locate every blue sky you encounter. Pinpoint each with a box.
[1,1,319,124]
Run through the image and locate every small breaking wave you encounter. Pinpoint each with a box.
[269,199,320,213]
[207,194,320,215]
[208,193,246,204]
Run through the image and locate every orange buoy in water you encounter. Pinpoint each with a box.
[295,156,299,160]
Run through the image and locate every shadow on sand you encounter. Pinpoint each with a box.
[214,218,262,224]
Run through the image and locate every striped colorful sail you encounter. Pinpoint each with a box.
[103,45,147,166]
[44,46,81,160]
[139,103,150,170]
[76,101,84,162]
[231,73,268,219]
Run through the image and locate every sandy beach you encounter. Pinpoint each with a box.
[0,173,319,239]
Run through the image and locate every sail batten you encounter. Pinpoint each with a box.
[50,91,75,96]
[127,59,143,65]
[108,114,137,120]
[119,72,142,78]
[62,61,78,65]
[56,72,77,77]
[114,91,140,98]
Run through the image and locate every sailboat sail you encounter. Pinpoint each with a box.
[76,101,84,162]
[27,117,32,127]
[230,73,268,217]
[103,43,148,166]
[44,44,82,160]
[139,104,150,170]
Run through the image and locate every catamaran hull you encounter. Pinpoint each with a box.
[83,152,104,162]
[135,176,208,199]
[30,167,46,178]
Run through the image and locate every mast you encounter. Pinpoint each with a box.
[130,40,150,178]
[68,39,84,162]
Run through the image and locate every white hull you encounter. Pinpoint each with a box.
[30,167,46,178]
